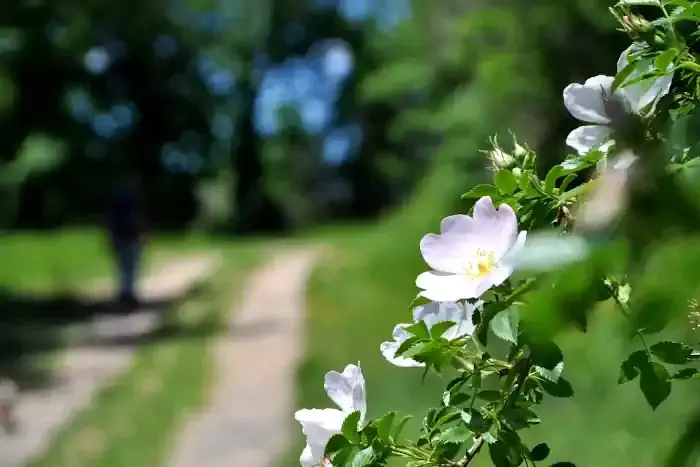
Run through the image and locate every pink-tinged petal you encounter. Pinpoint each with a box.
[510,231,527,257]
[440,214,475,236]
[324,364,366,419]
[471,197,518,258]
[420,215,478,273]
[489,231,527,282]
[380,341,424,367]
[563,76,614,124]
[416,271,480,301]
[420,233,469,274]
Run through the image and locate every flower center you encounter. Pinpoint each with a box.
[464,248,496,279]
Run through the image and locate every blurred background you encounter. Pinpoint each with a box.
[1,0,692,467]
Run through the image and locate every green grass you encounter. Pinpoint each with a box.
[28,241,266,467]
[0,228,216,292]
[0,229,115,291]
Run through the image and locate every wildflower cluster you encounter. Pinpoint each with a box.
[293,1,700,466]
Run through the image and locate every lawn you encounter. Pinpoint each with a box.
[0,229,117,291]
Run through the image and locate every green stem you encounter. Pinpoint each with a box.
[604,279,651,355]
[391,445,429,461]
[505,278,536,302]
[659,1,677,42]
[453,358,531,467]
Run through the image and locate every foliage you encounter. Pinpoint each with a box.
[293,2,700,466]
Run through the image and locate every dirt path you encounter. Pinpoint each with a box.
[0,253,221,467]
[166,247,321,467]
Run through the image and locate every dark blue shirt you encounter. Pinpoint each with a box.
[107,188,141,241]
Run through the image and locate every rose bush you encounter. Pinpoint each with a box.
[294,1,700,466]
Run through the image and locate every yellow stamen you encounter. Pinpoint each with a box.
[465,249,495,279]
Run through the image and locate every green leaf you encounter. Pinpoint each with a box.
[482,428,498,445]
[325,434,351,456]
[535,362,564,382]
[550,463,577,467]
[351,446,377,467]
[490,307,519,344]
[430,321,457,340]
[394,336,420,358]
[618,350,647,384]
[375,412,395,443]
[559,173,578,193]
[402,341,441,360]
[501,407,541,429]
[667,0,691,8]
[431,406,460,429]
[541,377,574,398]
[329,445,358,466]
[342,411,362,443]
[558,181,592,203]
[650,341,700,364]
[525,338,563,371]
[489,439,523,467]
[654,49,678,73]
[404,321,430,340]
[495,170,519,195]
[477,301,509,345]
[462,184,500,199]
[544,165,563,194]
[462,409,485,431]
[640,361,671,410]
[613,59,640,92]
[672,368,700,380]
[531,443,550,462]
[393,415,412,441]
[437,424,473,444]
[518,169,533,191]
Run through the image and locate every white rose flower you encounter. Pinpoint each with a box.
[416,196,527,301]
[380,300,482,367]
[294,363,366,467]
[563,44,674,155]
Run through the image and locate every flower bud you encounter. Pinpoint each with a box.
[513,142,528,160]
[622,14,653,37]
[489,148,515,169]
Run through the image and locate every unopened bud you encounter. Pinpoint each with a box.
[513,142,528,160]
[490,148,515,169]
[622,14,652,35]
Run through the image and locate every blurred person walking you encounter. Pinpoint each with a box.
[106,177,146,309]
[0,377,18,434]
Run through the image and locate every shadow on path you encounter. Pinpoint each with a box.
[0,280,211,391]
